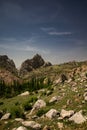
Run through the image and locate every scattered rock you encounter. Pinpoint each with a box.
[45,109,58,119]
[49,96,61,103]
[43,125,50,130]
[83,92,87,101]
[18,91,29,96]
[22,121,41,130]
[15,118,24,122]
[33,99,46,110]
[69,110,86,124]
[1,113,11,120]
[60,109,74,118]
[54,78,61,85]
[16,126,28,130]
[30,99,46,115]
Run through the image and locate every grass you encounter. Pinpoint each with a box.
[0,61,87,130]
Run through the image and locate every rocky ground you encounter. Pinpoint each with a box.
[0,55,87,129]
[0,60,87,130]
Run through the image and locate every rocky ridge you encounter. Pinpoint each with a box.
[19,54,52,76]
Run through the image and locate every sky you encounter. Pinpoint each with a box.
[0,0,87,67]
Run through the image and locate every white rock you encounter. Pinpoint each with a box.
[1,113,11,120]
[33,99,46,110]
[45,109,58,119]
[16,126,28,130]
[15,118,24,122]
[18,91,29,96]
[69,111,86,124]
[22,121,41,130]
[29,99,46,115]
[49,96,61,103]
[60,109,74,118]
[83,92,87,97]
[84,96,87,101]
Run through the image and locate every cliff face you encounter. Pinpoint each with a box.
[19,54,45,76]
[0,55,21,84]
[0,55,17,75]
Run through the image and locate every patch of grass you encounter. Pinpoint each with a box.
[9,106,25,119]
[36,108,49,117]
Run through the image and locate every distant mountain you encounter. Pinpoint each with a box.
[0,55,17,75]
[19,54,52,76]
[0,55,21,84]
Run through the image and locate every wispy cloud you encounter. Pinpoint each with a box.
[41,27,55,32]
[48,31,72,36]
[0,37,50,54]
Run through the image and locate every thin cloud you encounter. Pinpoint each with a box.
[41,27,55,32]
[0,37,50,54]
[48,31,72,36]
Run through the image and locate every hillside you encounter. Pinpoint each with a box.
[0,56,87,129]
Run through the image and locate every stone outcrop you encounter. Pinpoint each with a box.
[16,126,28,130]
[18,91,29,96]
[1,113,11,120]
[69,111,86,124]
[22,121,41,130]
[45,109,58,119]
[29,99,46,115]
[60,109,74,119]
[19,54,45,76]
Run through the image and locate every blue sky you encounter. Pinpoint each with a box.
[0,0,87,67]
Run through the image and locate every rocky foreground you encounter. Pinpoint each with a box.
[0,54,87,129]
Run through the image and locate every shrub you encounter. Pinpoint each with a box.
[23,102,32,111]
[36,108,48,117]
[10,106,24,118]
[28,96,38,103]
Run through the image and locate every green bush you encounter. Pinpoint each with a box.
[10,106,24,118]
[23,102,32,111]
[28,96,38,103]
[36,108,48,117]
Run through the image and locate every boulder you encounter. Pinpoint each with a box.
[29,99,46,115]
[60,109,74,118]
[83,92,87,101]
[1,113,11,120]
[33,99,46,110]
[45,109,58,119]
[69,111,86,124]
[15,118,24,122]
[49,96,61,103]
[16,126,28,130]
[18,91,29,96]
[22,121,41,130]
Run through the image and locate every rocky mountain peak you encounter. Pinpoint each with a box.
[19,54,45,76]
[0,55,17,75]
